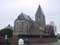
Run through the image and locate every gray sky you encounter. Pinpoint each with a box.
[0,0,60,34]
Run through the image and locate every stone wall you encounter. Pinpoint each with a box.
[28,37,57,44]
[14,20,32,34]
[8,35,57,45]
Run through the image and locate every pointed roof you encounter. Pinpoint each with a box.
[35,5,44,16]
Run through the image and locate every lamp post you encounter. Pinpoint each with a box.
[5,35,8,45]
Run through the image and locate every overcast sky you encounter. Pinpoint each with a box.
[0,0,60,34]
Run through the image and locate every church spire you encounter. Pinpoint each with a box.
[35,5,46,31]
[38,5,41,9]
[35,5,43,16]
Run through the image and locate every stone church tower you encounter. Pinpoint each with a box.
[35,5,46,31]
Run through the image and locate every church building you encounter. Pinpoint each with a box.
[14,5,46,35]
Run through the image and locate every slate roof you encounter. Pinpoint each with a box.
[35,5,44,17]
[18,13,32,22]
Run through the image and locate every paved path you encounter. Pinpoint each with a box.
[29,40,60,45]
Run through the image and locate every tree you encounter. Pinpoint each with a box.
[0,28,13,38]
